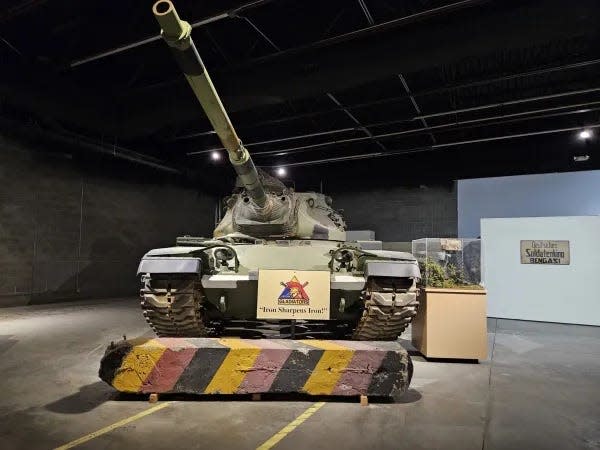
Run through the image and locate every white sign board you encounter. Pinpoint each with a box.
[520,240,570,265]
[257,270,330,320]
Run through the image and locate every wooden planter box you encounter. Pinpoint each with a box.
[411,288,488,360]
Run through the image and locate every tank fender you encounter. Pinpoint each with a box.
[145,246,204,256]
[137,257,201,275]
[364,260,420,278]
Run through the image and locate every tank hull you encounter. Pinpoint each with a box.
[138,240,419,340]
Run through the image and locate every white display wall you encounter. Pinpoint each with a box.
[481,216,600,326]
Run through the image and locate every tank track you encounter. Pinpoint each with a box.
[351,283,419,341]
[140,275,209,337]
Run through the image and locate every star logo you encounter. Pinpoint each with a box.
[278,275,310,305]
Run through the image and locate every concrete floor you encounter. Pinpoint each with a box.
[0,298,599,450]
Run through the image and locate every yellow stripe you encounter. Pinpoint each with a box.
[112,339,167,392]
[298,340,353,351]
[53,402,172,450]
[256,402,325,450]
[203,338,262,394]
[300,340,355,395]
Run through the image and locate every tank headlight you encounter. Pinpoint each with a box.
[214,248,234,262]
[334,249,353,263]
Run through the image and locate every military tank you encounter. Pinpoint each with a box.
[138,0,420,340]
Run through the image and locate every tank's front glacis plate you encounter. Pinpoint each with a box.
[256,270,331,320]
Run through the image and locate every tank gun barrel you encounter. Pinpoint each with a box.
[152,0,267,207]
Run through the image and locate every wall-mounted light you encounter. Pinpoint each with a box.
[578,129,593,140]
[211,151,221,161]
[573,155,590,162]
[276,167,287,177]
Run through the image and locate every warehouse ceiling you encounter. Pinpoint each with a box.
[2,0,600,193]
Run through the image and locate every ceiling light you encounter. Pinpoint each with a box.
[578,129,592,140]
[211,151,221,161]
[276,167,286,177]
[573,155,590,162]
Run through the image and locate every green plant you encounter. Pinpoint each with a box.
[418,258,447,287]
[446,263,467,286]
[418,258,480,289]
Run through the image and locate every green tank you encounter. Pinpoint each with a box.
[138,0,420,339]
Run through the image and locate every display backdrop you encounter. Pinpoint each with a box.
[458,170,600,237]
[481,216,600,326]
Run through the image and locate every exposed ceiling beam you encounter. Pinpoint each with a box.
[188,100,600,156]
[116,1,597,138]
[326,92,388,151]
[260,123,600,168]
[232,0,487,65]
[216,0,592,107]
[69,0,276,68]
[398,73,436,144]
[187,86,600,155]
[248,103,600,157]
[188,127,359,155]
[356,0,375,26]
[233,14,280,51]
[176,57,600,139]
[7,0,598,144]
[0,35,23,57]
[128,0,487,96]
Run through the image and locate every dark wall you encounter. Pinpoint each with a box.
[333,183,457,242]
[0,135,215,307]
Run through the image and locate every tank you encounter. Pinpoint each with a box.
[138,0,421,340]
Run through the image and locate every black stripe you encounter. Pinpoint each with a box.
[171,40,205,76]
[366,350,411,396]
[98,340,134,386]
[269,346,324,393]
[173,347,229,393]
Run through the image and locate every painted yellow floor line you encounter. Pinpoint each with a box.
[53,401,172,450]
[256,402,325,450]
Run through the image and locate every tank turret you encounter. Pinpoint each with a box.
[153,0,346,240]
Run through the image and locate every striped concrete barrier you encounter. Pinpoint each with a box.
[99,338,413,397]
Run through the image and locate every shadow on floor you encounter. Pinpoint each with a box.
[393,388,422,404]
[111,389,422,405]
[0,335,19,355]
[45,381,116,414]
[398,338,418,352]
[420,356,481,364]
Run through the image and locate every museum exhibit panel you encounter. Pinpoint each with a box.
[482,216,600,326]
[411,238,487,360]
